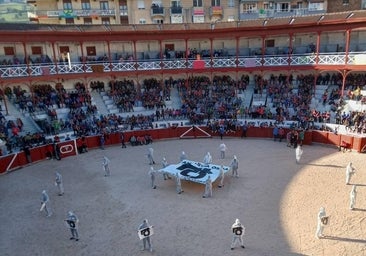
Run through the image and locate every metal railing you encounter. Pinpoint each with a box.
[0,53,362,78]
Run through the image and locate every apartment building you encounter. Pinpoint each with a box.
[26,0,366,25]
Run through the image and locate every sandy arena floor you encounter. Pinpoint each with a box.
[0,137,365,256]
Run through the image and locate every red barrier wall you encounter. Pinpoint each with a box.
[1,127,365,174]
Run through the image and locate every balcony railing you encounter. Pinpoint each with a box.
[41,9,116,18]
[151,6,165,17]
[242,7,325,20]
[0,53,361,79]
[170,6,183,14]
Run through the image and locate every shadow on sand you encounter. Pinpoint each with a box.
[324,236,366,244]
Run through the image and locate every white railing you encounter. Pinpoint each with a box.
[0,53,362,79]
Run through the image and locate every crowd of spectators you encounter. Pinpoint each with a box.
[1,72,366,157]
[0,55,52,66]
[107,79,136,112]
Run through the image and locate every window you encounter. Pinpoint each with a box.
[343,0,349,5]
[152,0,162,6]
[102,17,110,24]
[31,46,42,55]
[228,0,234,7]
[81,0,91,10]
[308,2,324,11]
[100,1,109,10]
[279,3,289,12]
[86,46,96,56]
[242,3,257,13]
[139,18,146,24]
[65,18,74,24]
[4,46,15,56]
[137,0,145,9]
[193,0,203,7]
[165,44,174,51]
[84,17,92,24]
[211,0,220,7]
[265,39,275,48]
[171,0,181,7]
[63,0,72,10]
[227,15,234,22]
[120,0,128,15]
[59,46,70,55]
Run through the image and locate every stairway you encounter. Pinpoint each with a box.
[90,91,109,115]
[4,99,42,135]
[166,86,182,110]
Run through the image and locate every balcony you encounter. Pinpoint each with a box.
[151,6,165,17]
[42,9,116,18]
[119,7,128,16]
[210,6,223,18]
[241,7,325,20]
[170,6,183,15]
[0,53,361,79]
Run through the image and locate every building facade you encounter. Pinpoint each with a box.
[25,0,366,25]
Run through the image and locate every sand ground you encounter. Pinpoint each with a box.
[0,137,365,256]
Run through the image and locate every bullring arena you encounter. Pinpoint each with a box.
[1,135,366,256]
[1,9,366,256]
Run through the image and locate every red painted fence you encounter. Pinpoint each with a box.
[1,126,365,174]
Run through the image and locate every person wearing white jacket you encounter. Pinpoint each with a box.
[231,218,245,250]
[102,156,111,176]
[350,185,357,210]
[203,152,212,166]
[295,145,303,164]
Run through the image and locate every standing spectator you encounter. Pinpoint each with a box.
[241,121,248,138]
[55,171,64,196]
[100,134,105,150]
[273,125,279,141]
[278,127,285,142]
[23,143,32,164]
[120,131,127,148]
[298,129,305,146]
[231,218,245,250]
[219,125,225,140]
[65,211,79,241]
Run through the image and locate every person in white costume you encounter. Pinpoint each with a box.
[345,162,356,185]
[231,218,245,250]
[315,207,328,239]
[350,185,357,210]
[295,145,303,164]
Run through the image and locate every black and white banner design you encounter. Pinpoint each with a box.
[158,160,230,184]
[138,226,154,240]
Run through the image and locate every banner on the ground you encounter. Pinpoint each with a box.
[157,160,230,184]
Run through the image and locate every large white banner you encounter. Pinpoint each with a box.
[158,160,230,184]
